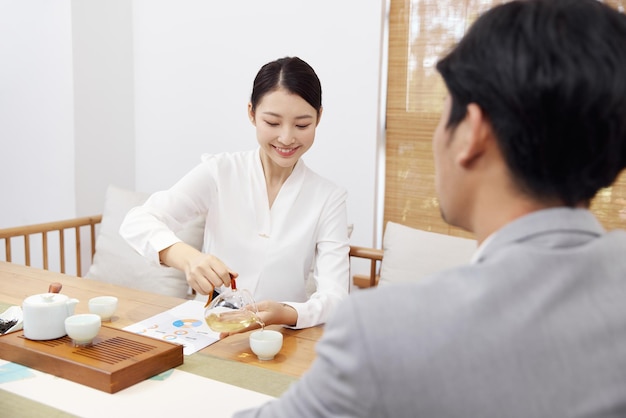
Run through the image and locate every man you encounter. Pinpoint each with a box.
[235,0,626,416]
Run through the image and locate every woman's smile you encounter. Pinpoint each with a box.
[273,145,300,157]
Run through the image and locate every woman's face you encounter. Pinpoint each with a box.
[249,88,321,171]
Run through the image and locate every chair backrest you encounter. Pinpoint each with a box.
[0,215,102,277]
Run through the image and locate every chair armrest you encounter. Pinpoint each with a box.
[349,245,384,261]
[349,245,384,288]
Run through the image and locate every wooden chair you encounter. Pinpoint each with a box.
[0,215,102,277]
[0,215,383,288]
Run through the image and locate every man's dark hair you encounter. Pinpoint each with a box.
[436,0,626,206]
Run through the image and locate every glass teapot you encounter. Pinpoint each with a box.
[203,278,263,333]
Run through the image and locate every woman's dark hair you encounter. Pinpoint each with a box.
[436,0,626,206]
[250,57,322,116]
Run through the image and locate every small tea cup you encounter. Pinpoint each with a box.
[88,296,118,321]
[249,330,283,361]
[65,314,101,346]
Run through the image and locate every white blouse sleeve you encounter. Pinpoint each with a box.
[286,186,350,329]
[119,161,214,264]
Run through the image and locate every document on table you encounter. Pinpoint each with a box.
[123,300,219,355]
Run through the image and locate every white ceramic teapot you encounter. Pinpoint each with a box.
[22,285,79,340]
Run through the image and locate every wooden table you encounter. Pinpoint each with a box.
[0,261,323,416]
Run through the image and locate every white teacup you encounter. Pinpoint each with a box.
[88,296,118,321]
[65,314,101,346]
[249,330,283,361]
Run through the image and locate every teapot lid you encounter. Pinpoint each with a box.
[24,292,69,306]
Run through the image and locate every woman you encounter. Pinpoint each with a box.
[120,56,350,333]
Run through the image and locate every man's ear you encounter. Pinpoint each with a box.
[457,103,491,168]
[248,103,256,126]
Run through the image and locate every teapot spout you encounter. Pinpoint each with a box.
[66,298,79,316]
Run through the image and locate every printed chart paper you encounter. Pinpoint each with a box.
[124,300,219,355]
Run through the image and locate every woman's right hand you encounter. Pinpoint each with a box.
[159,242,238,295]
[185,252,238,295]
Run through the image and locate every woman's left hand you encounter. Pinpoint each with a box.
[219,300,298,338]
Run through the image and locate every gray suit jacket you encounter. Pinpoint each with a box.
[235,208,626,417]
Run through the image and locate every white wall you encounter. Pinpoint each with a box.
[0,0,75,227]
[72,0,136,216]
[1,1,385,267]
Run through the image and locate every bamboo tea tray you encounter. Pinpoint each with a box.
[0,325,183,393]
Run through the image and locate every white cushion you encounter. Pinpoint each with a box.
[85,185,205,298]
[379,221,476,285]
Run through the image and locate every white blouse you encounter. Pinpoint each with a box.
[120,149,350,329]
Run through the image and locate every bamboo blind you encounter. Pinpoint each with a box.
[384,0,626,236]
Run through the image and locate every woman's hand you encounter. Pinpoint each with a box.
[219,300,298,338]
[185,252,238,296]
[159,242,237,295]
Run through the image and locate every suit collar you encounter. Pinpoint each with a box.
[473,208,605,264]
